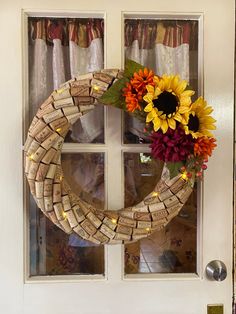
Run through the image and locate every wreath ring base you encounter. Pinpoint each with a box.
[24,69,192,245]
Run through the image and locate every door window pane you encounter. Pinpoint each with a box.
[123,17,199,275]
[29,152,105,276]
[28,17,105,144]
[124,153,197,274]
[123,19,198,144]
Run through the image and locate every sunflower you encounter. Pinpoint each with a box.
[143,75,194,133]
[184,97,216,138]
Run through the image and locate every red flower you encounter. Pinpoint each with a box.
[150,126,194,162]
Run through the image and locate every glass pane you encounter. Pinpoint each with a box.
[28,17,105,144]
[124,152,197,274]
[123,19,198,144]
[29,152,105,276]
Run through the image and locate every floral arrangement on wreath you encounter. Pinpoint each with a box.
[100,60,217,186]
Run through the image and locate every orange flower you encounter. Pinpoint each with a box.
[123,68,154,113]
[194,137,217,161]
[123,83,142,112]
[131,68,155,94]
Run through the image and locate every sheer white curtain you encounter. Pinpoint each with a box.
[124,20,195,140]
[29,18,104,143]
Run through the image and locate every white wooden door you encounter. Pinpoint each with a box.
[0,0,234,313]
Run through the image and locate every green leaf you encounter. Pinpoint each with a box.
[166,161,184,179]
[124,59,145,79]
[99,77,129,110]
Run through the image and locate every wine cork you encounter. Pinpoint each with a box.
[79,104,95,112]
[100,224,116,239]
[70,86,90,97]
[43,109,63,124]
[66,112,82,124]
[73,224,89,239]
[35,181,44,199]
[62,106,79,116]
[56,124,70,138]
[27,140,40,157]
[24,135,33,152]
[53,166,63,183]
[114,233,131,241]
[51,150,61,165]
[29,119,46,137]
[53,183,61,203]
[159,189,174,202]
[46,164,57,179]
[44,196,53,212]
[41,148,57,164]
[87,212,102,228]
[65,210,78,228]
[52,136,64,150]
[54,203,64,221]
[49,117,68,130]
[54,97,74,109]
[32,146,46,163]
[133,212,151,221]
[151,209,168,221]
[73,205,85,223]
[116,224,132,235]
[43,179,53,196]
[148,202,165,212]
[62,195,71,211]
[91,78,109,91]
[80,219,97,236]
[103,217,117,231]
[36,163,49,181]
[52,88,71,101]
[28,116,39,133]
[28,162,39,180]
[37,103,54,119]
[118,217,136,228]
[25,156,31,174]
[41,133,59,150]
[164,195,179,207]
[94,72,114,84]
[93,231,109,243]
[35,126,54,143]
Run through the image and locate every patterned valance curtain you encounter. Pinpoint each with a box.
[124,20,197,82]
[28,18,104,142]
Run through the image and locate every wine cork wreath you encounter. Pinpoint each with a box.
[24,69,193,244]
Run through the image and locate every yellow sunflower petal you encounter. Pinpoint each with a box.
[160,119,168,133]
[144,103,154,112]
[174,112,182,122]
[175,80,187,94]
[153,116,161,131]
[143,94,154,103]
[168,118,176,130]
[146,110,157,122]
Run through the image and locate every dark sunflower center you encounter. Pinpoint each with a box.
[153,91,178,115]
[188,114,199,132]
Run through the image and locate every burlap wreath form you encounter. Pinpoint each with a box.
[24,69,193,244]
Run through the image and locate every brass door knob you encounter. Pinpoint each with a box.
[205,260,227,281]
